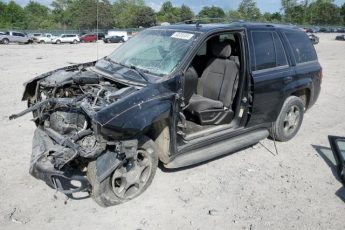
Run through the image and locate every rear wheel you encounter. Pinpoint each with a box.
[56,40,61,44]
[269,96,304,142]
[40,40,45,44]
[87,136,158,207]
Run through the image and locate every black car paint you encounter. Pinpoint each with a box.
[16,23,322,195]
[22,24,321,156]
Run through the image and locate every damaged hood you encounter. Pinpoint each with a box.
[13,60,178,137]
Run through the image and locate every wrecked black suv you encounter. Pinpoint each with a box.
[11,22,322,207]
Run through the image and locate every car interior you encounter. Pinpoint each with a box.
[180,32,244,139]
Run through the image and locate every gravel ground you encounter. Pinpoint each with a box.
[0,34,345,230]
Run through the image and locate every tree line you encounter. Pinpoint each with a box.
[0,0,345,30]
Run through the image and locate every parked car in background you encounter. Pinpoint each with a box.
[0,31,33,44]
[29,33,43,42]
[97,32,105,40]
[52,34,80,44]
[103,35,125,43]
[308,33,319,45]
[306,27,320,33]
[80,34,97,43]
[335,34,345,40]
[35,33,54,43]
[106,30,128,41]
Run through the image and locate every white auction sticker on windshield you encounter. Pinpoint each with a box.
[171,32,194,40]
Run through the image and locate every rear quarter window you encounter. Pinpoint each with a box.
[284,31,317,64]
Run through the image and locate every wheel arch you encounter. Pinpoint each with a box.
[146,119,172,164]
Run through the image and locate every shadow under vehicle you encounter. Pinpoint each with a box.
[10,22,322,207]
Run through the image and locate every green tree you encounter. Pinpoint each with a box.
[198,6,225,19]
[70,0,112,29]
[341,3,345,25]
[180,4,194,21]
[25,1,52,29]
[113,0,154,28]
[238,0,261,20]
[156,1,182,23]
[308,0,342,25]
[51,0,73,29]
[1,1,27,28]
[135,6,156,27]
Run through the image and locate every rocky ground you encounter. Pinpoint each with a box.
[0,34,344,230]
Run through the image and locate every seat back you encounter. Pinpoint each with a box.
[197,41,239,108]
[183,66,198,103]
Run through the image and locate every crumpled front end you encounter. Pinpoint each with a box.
[11,63,143,195]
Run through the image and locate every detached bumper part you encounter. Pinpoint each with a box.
[30,129,90,194]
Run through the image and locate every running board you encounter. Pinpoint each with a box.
[165,129,269,169]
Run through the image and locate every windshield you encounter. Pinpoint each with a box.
[107,29,199,76]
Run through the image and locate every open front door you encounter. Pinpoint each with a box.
[328,135,345,185]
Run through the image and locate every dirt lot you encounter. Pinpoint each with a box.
[0,34,345,230]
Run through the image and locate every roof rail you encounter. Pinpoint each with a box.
[174,18,244,26]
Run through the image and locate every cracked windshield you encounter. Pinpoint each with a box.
[108,29,199,76]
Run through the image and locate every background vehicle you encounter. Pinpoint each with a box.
[97,32,105,40]
[29,33,43,43]
[106,30,128,41]
[52,34,80,44]
[80,34,97,42]
[103,35,124,43]
[308,33,319,44]
[35,33,54,43]
[0,31,33,44]
[335,34,345,40]
[11,22,322,207]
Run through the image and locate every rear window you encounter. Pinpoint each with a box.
[285,32,317,64]
[251,31,288,71]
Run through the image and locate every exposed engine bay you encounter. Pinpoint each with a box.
[10,64,142,194]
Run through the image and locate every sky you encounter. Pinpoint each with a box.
[3,0,345,13]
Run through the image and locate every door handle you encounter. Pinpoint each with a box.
[284,76,293,83]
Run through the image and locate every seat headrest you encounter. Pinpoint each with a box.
[212,41,232,58]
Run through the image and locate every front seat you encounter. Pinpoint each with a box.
[186,41,239,125]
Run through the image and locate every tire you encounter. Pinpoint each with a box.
[87,136,159,207]
[269,96,304,142]
[2,38,9,44]
[40,40,45,44]
[56,40,61,44]
[73,39,78,44]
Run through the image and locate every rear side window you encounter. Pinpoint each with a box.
[285,32,317,64]
[273,33,288,67]
[251,31,288,71]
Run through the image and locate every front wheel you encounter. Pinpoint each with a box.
[2,38,9,44]
[87,136,159,207]
[269,96,304,142]
[72,39,78,44]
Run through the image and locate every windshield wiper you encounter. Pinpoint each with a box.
[128,65,149,82]
[103,57,149,82]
